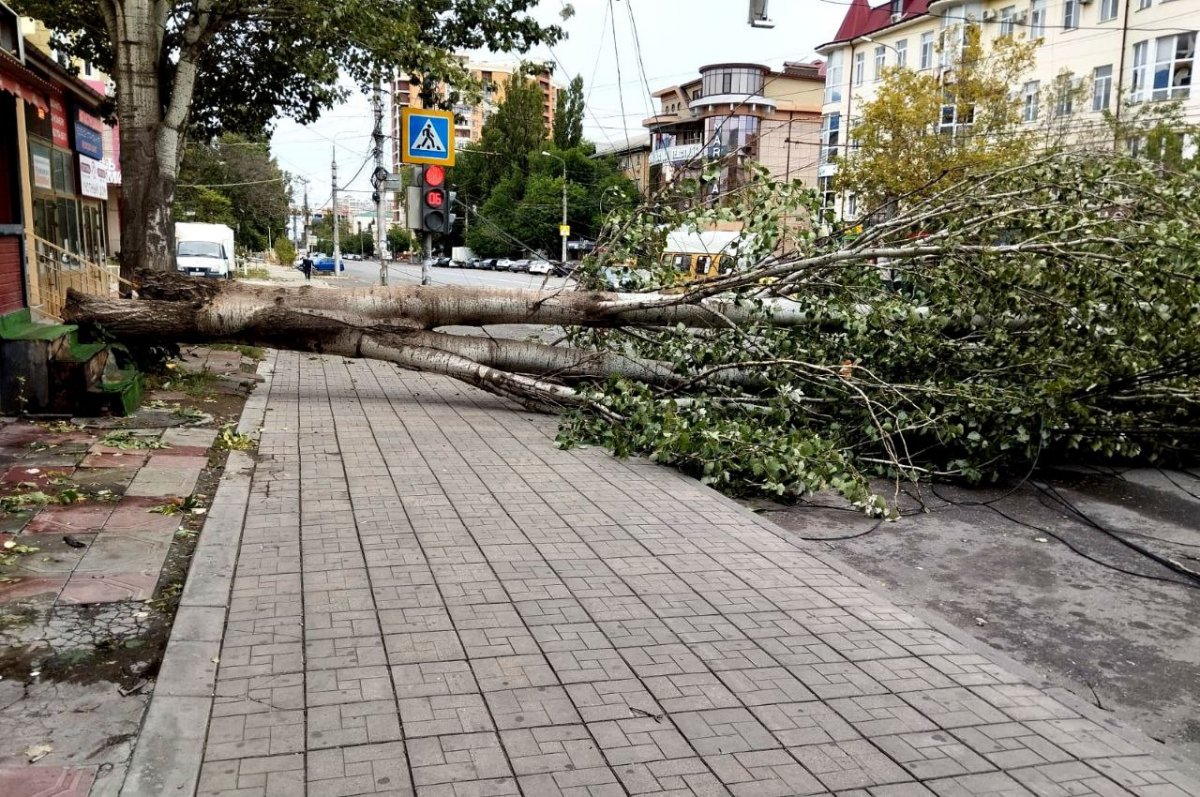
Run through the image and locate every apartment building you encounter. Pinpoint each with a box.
[391,59,558,156]
[594,135,653,196]
[816,0,1198,219]
[642,60,825,202]
[390,58,560,222]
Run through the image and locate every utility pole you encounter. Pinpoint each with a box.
[541,150,568,266]
[302,178,311,255]
[373,76,388,286]
[331,149,340,276]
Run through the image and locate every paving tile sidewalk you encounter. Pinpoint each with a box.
[129,351,1200,797]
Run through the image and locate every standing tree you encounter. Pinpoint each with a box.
[837,26,1037,210]
[175,133,290,251]
[11,0,562,278]
[553,75,585,150]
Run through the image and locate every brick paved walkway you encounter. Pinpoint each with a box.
[140,351,1199,796]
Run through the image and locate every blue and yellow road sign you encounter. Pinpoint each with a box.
[401,108,456,167]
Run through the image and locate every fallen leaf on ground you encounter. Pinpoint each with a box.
[25,743,52,762]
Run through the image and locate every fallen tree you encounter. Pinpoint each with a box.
[67,152,1200,512]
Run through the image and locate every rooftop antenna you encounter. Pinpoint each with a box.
[749,0,774,28]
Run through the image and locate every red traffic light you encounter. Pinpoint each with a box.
[425,189,445,208]
[424,165,446,187]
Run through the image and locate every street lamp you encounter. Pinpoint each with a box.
[541,150,568,267]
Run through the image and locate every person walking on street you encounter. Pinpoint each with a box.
[301,251,314,281]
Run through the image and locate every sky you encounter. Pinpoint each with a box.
[269,0,848,211]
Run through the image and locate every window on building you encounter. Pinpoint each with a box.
[1063,0,1079,30]
[847,194,858,218]
[1153,33,1195,101]
[1099,0,1119,21]
[939,91,975,136]
[825,51,844,103]
[1138,0,1150,8]
[1022,80,1040,121]
[895,39,908,68]
[1132,40,1149,100]
[818,176,837,221]
[853,51,865,86]
[1133,33,1196,102]
[920,32,934,70]
[1093,65,1113,111]
[1054,81,1074,117]
[1030,0,1047,37]
[993,6,1015,36]
[873,46,886,80]
[701,67,766,97]
[820,113,841,163]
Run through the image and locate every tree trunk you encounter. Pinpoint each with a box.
[129,270,814,330]
[66,272,786,421]
[107,0,200,280]
[118,125,176,278]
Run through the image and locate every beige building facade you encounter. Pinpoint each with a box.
[642,61,825,203]
[594,135,652,196]
[816,0,1198,219]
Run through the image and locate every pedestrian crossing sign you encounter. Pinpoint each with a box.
[401,108,455,167]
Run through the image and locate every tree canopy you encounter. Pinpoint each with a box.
[9,0,563,276]
[452,73,636,258]
[175,133,290,251]
[553,75,585,150]
[837,26,1037,211]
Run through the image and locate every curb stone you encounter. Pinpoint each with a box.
[118,352,276,797]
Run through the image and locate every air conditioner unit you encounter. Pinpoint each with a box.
[1078,0,1093,4]
[890,12,903,22]
[982,9,997,20]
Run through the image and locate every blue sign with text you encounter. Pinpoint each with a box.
[74,122,103,160]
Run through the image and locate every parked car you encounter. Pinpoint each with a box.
[528,259,553,275]
[511,259,532,273]
[496,258,515,271]
[313,254,344,273]
[435,257,451,268]
[344,253,361,261]
[479,258,498,270]
[552,261,575,277]
[449,258,465,268]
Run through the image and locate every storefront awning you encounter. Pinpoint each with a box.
[0,49,50,113]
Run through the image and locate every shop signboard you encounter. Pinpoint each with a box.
[74,108,104,160]
[78,155,109,199]
[49,95,69,148]
[32,153,52,189]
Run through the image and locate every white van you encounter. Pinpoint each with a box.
[175,222,235,279]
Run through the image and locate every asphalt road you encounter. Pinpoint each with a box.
[336,258,571,291]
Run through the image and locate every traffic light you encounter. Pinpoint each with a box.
[421,164,448,233]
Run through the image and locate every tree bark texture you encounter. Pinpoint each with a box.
[64,277,774,408]
[128,271,813,330]
[106,0,206,279]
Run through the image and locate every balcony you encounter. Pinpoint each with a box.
[642,109,699,131]
[689,93,776,116]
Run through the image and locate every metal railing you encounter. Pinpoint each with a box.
[32,236,123,320]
